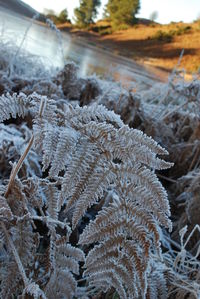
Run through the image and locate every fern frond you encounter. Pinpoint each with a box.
[80,200,150,251]
[65,103,124,128]
[27,98,172,298]
[126,185,171,229]
[33,96,57,152]
[42,183,59,222]
[115,163,172,230]
[49,127,77,177]
[0,195,13,221]
[88,271,127,299]
[118,125,169,155]
[85,241,139,298]
[79,121,173,169]
[0,261,22,298]
[85,235,124,265]
[41,124,60,171]
[34,102,172,233]
[56,255,80,275]
[71,159,116,228]
[23,282,47,299]
[79,191,170,298]
[87,258,139,298]
[0,92,31,122]
[147,264,168,299]
[58,243,85,263]
[10,221,39,267]
[0,92,51,123]
[45,268,77,299]
[61,138,101,208]
[62,122,172,227]
[45,242,85,299]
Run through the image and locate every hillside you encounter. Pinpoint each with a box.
[59,20,200,75]
[0,0,45,22]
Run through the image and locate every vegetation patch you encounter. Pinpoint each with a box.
[0,35,200,298]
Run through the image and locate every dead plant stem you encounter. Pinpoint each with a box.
[5,135,34,198]
[1,222,29,286]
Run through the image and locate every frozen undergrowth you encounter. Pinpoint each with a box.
[0,40,200,298]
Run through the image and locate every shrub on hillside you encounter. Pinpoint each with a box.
[152,30,174,43]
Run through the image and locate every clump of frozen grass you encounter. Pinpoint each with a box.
[0,39,56,79]
[0,12,65,80]
[8,13,40,77]
[163,225,200,299]
[46,18,65,64]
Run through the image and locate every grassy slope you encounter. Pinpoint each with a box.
[59,20,200,75]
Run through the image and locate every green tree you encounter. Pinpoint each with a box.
[58,9,70,23]
[44,8,70,24]
[105,0,140,28]
[74,0,101,27]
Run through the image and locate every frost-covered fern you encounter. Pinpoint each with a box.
[0,92,174,298]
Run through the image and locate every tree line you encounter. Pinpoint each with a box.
[45,0,140,29]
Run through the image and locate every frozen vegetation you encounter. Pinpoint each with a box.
[0,36,200,299]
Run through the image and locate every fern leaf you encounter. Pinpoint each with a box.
[10,221,39,267]
[61,138,101,208]
[65,103,123,128]
[56,255,80,275]
[85,253,137,298]
[55,237,84,277]
[42,183,59,222]
[45,268,77,299]
[72,160,116,228]
[0,261,22,298]
[41,124,60,171]
[147,263,168,299]
[45,242,85,299]
[0,229,6,250]
[115,163,172,230]
[127,185,171,229]
[0,195,13,221]
[23,282,47,299]
[58,243,85,263]
[49,127,77,177]
[33,96,57,152]
[79,121,173,169]
[0,92,51,123]
[28,99,172,298]
[88,271,127,299]
[118,125,169,155]
[0,92,31,122]
[79,194,169,298]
